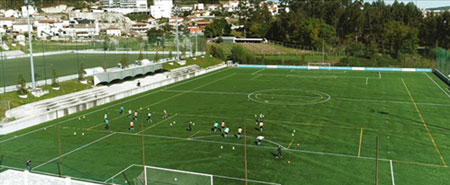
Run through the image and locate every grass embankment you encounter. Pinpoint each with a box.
[163,56,223,70]
[0,77,93,121]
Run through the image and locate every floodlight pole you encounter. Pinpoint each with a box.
[175,5,180,60]
[1,32,5,93]
[195,31,198,56]
[41,39,47,85]
[26,0,36,90]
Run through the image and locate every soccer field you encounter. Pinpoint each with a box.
[0,53,163,87]
[1,67,450,185]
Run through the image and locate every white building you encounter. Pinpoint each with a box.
[12,22,31,33]
[223,0,239,12]
[101,0,147,9]
[41,5,67,14]
[169,17,183,26]
[4,9,19,18]
[130,22,148,35]
[150,0,173,19]
[194,3,204,10]
[21,5,37,17]
[74,24,98,38]
[106,26,121,36]
[37,19,64,38]
[0,17,15,29]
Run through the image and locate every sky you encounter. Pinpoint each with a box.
[266,0,450,9]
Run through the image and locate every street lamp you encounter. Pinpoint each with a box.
[25,0,36,90]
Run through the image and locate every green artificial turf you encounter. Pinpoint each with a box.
[1,68,450,185]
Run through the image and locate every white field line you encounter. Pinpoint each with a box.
[250,74,262,81]
[424,73,450,98]
[34,133,115,169]
[0,68,230,144]
[115,131,448,168]
[108,164,281,185]
[160,89,450,107]
[164,68,231,90]
[114,132,400,166]
[263,73,381,79]
[366,77,368,85]
[252,68,265,75]
[104,164,137,183]
[379,72,381,79]
[390,160,396,185]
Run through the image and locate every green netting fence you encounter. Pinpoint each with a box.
[435,47,450,85]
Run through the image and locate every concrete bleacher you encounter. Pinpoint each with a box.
[0,169,101,185]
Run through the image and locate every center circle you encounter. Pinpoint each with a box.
[248,89,331,105]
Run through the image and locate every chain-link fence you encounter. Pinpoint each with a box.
[435,47,450,85]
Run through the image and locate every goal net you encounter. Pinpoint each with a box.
[134,165,213,185]
[307,62,331,70]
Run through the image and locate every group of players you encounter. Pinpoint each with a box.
[102,109,282,158]
[103,106,168,131]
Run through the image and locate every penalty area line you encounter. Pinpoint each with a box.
[358,128,363,157]
[390,160,396,185]
[34,133,115,169]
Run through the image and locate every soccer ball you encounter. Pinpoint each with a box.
[232,146,235,150]
[82,133,85,136]
[74,132,76,135]
[220,145,223,149]
[174,178,177,181]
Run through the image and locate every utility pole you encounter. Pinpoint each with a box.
[1,32,5,93]
[25,0,36,89]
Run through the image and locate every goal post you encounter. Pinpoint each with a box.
[136,165,213,185]
[307,62,331,70]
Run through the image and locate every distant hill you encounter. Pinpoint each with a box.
[427,6,450,11]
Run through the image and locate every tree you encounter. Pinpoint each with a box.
[154,52,160,62]
[204,18,232,38]
[16,73,27,95]
[78,63,86,81]
[138,50,144,60]
[383,21,418,55]
[51,68,59,87]
[121,54,129,68]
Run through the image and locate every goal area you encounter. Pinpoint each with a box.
[307,62,331,70]
[108,164,213,185]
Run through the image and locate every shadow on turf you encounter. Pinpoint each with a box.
[372,109,450,132]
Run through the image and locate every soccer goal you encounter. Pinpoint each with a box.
[116,48,132,51]
[307,62,331,70]
[134,165,213,185]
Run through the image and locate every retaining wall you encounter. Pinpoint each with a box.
[238,64,432,72]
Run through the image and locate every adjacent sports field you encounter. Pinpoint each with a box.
[0,53,164,86]
[1,67,450,185]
